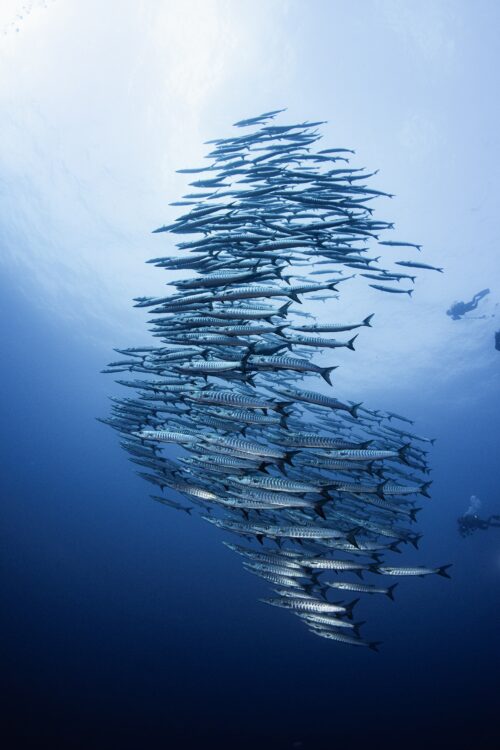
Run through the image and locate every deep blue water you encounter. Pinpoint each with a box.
[1,269,499,750]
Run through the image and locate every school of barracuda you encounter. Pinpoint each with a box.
[101,109,450,651]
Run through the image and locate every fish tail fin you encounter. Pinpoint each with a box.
[407,289,413,296]
[350,402,362,418]
[409,533,422,550]
[284,450,299,466]
[354,570,364,580]
[314,500,328,519]
[386,583,398,601]
[289,292,302,303]
[276,400,293,413]
[363,313,374,327]
[390,541,403,554]
[376,481,387,499]
[398,443,411,464]
[345,598,360,619]
[320,367,336,386]
[369,641,382,653]
[328,282,339,291]
[274,266,285,280]
[347,334,358,351]
[437,564,452,579]
[420,481,432,498]
[353,621,366,637]
[276,325,289,338]
[409,507,421,523]
[258,462,270,474]
[346,530,360,548]
[277,301,293,317]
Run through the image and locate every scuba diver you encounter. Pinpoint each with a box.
[457,514,500,537]
[446,288,490,320]
[457,495,500,537]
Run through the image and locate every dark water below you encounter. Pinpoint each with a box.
[2,278,499,749]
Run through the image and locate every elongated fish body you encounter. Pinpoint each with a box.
[395,261,443,272]
[360,495,420,521]
[231,487,315,506]
[246,355,336,384]
[297,613,356,631]
[187,453,264,472]
[211,496,296,511]
[203,285,300,304]
[227,475,324,494]
[286,334,357,350]
[299,558,371,573]
[190,324,287,337]
[299,458,374,471]
[223,544,303,566]
[261,598,347,614]
[280,434,362,450]
[209,304,291,320]
[166,334,248,347]
[150,495,193,514]
[175,360,243,374]
[378,240,422,250]
[381,481,432,497]
[207,408,283,426]
[202,435,287,460]
[291,314,374,333]
[335,482,379,494]
[247,571,305,588]
[272,387,359,416]
[133,430,197,444]
[307,628,380,651]
[230,493,313,510]
[164,482,219,502]
[185,390,287,411]
[369,284,413,296]
[326,447,403,461]
[325,581,397,599]
[254,524,345,540]
[375,565,451,577]
[244,562,307,578]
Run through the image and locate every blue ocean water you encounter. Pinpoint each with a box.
[2,3,500,748]
[2,234,499,749]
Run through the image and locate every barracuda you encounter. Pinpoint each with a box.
[102,109,448,649]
